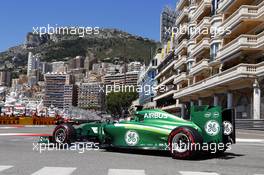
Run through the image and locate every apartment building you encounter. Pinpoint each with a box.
[103,71,140,87]
[128,62,142,72]
[160,6,177,44]
[0,71,11,87]
[27,52,40,77]
[138,53,160,108]
[154,0,264,120]
[78,82,105,110]
[44,73,76,109]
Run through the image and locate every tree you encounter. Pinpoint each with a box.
[106,91,138,118]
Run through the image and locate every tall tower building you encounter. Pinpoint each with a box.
[160,6,177,44]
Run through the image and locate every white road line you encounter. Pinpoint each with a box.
[0,127,17,129]
[0,133,51,136]
[108,169,146,175]
[31,167,76,175]
[237,132,264,137]
[179,171,219,175]
[0,165,13,172]
[236,138,264,143]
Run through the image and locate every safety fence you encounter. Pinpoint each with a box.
[236,119,264,131]
[0,117,56,125]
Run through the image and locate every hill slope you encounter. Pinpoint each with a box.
[0,29,159,72]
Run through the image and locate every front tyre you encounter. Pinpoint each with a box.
[168,126,202,159]
[53,123,76,144]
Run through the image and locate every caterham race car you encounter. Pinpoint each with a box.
[41,105,236,159]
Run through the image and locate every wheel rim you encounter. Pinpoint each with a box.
[171,133,190,153]
[55,128,66,143]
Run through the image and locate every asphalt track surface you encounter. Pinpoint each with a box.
[0,126,263,175]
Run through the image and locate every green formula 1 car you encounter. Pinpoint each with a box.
[42,105,236,159]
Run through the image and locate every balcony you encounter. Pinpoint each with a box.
[217,0,234,12]
[174,63,261,99]
[176,0,189,11]
[155,59,176,79]
[174,55,187,70]
[176,7,188,26]
[174,23,188,41]
[191,38,210,57]
[221,3,264,32]
[175,39,188,55]
[257,62,264,76]
[189,59,210,75]
[173,72,187,85]
[217,0,257,13]
[191,0,211,22]
[154,90,177,101]
[162,104,183,111]
[190,17,211,39]
[157,74,177,89]
[217,31,264,61]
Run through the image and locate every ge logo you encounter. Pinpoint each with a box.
[125,130,139,146]
[223,121,233,135]
[204,120,220,136]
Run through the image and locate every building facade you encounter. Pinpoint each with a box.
[104,71,140,87]
[78,82,105,110]
[155,0,264,120]
[138,54,160,108]
[160,6,177,44]
[51,61,66,73]
[128,62,142,72]
[44,73,76,109]
[0,71,11,87]
[27,52,40,77]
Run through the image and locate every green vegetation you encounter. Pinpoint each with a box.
[106,91,138,118]
[36,37,157,64]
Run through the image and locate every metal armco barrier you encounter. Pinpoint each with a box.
[0,117,19,125]
[236,119,264,131]
[32,117,56,125]
[0,117,56,125]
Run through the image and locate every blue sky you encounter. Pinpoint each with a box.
[0,0,177,52]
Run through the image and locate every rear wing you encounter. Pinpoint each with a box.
[190,106,236,144]
[222,108,236,144]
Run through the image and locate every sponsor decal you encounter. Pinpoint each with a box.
[204,112,211,118]
[213,112,220,118]
[223,121,233,135]
[144,112,168,119]
[125,130,139,146]
[91,127,98,134]
[204,120,220,136]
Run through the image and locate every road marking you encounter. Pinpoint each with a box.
[0,125,50,129]
[179,171,219,175]
[236,138,264,143]
[31,167,76,175]
[0,127,19,129]
[108,169,146,175]
[0,165,13,172]
[0,133,51,137]
[237,132,264,137]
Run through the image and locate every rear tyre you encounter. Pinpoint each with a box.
[53,123,76,145]
[168,126,202,159]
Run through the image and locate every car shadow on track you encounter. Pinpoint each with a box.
[192,152,245,161]
[102,148,244,160]
[102,148,171,157]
